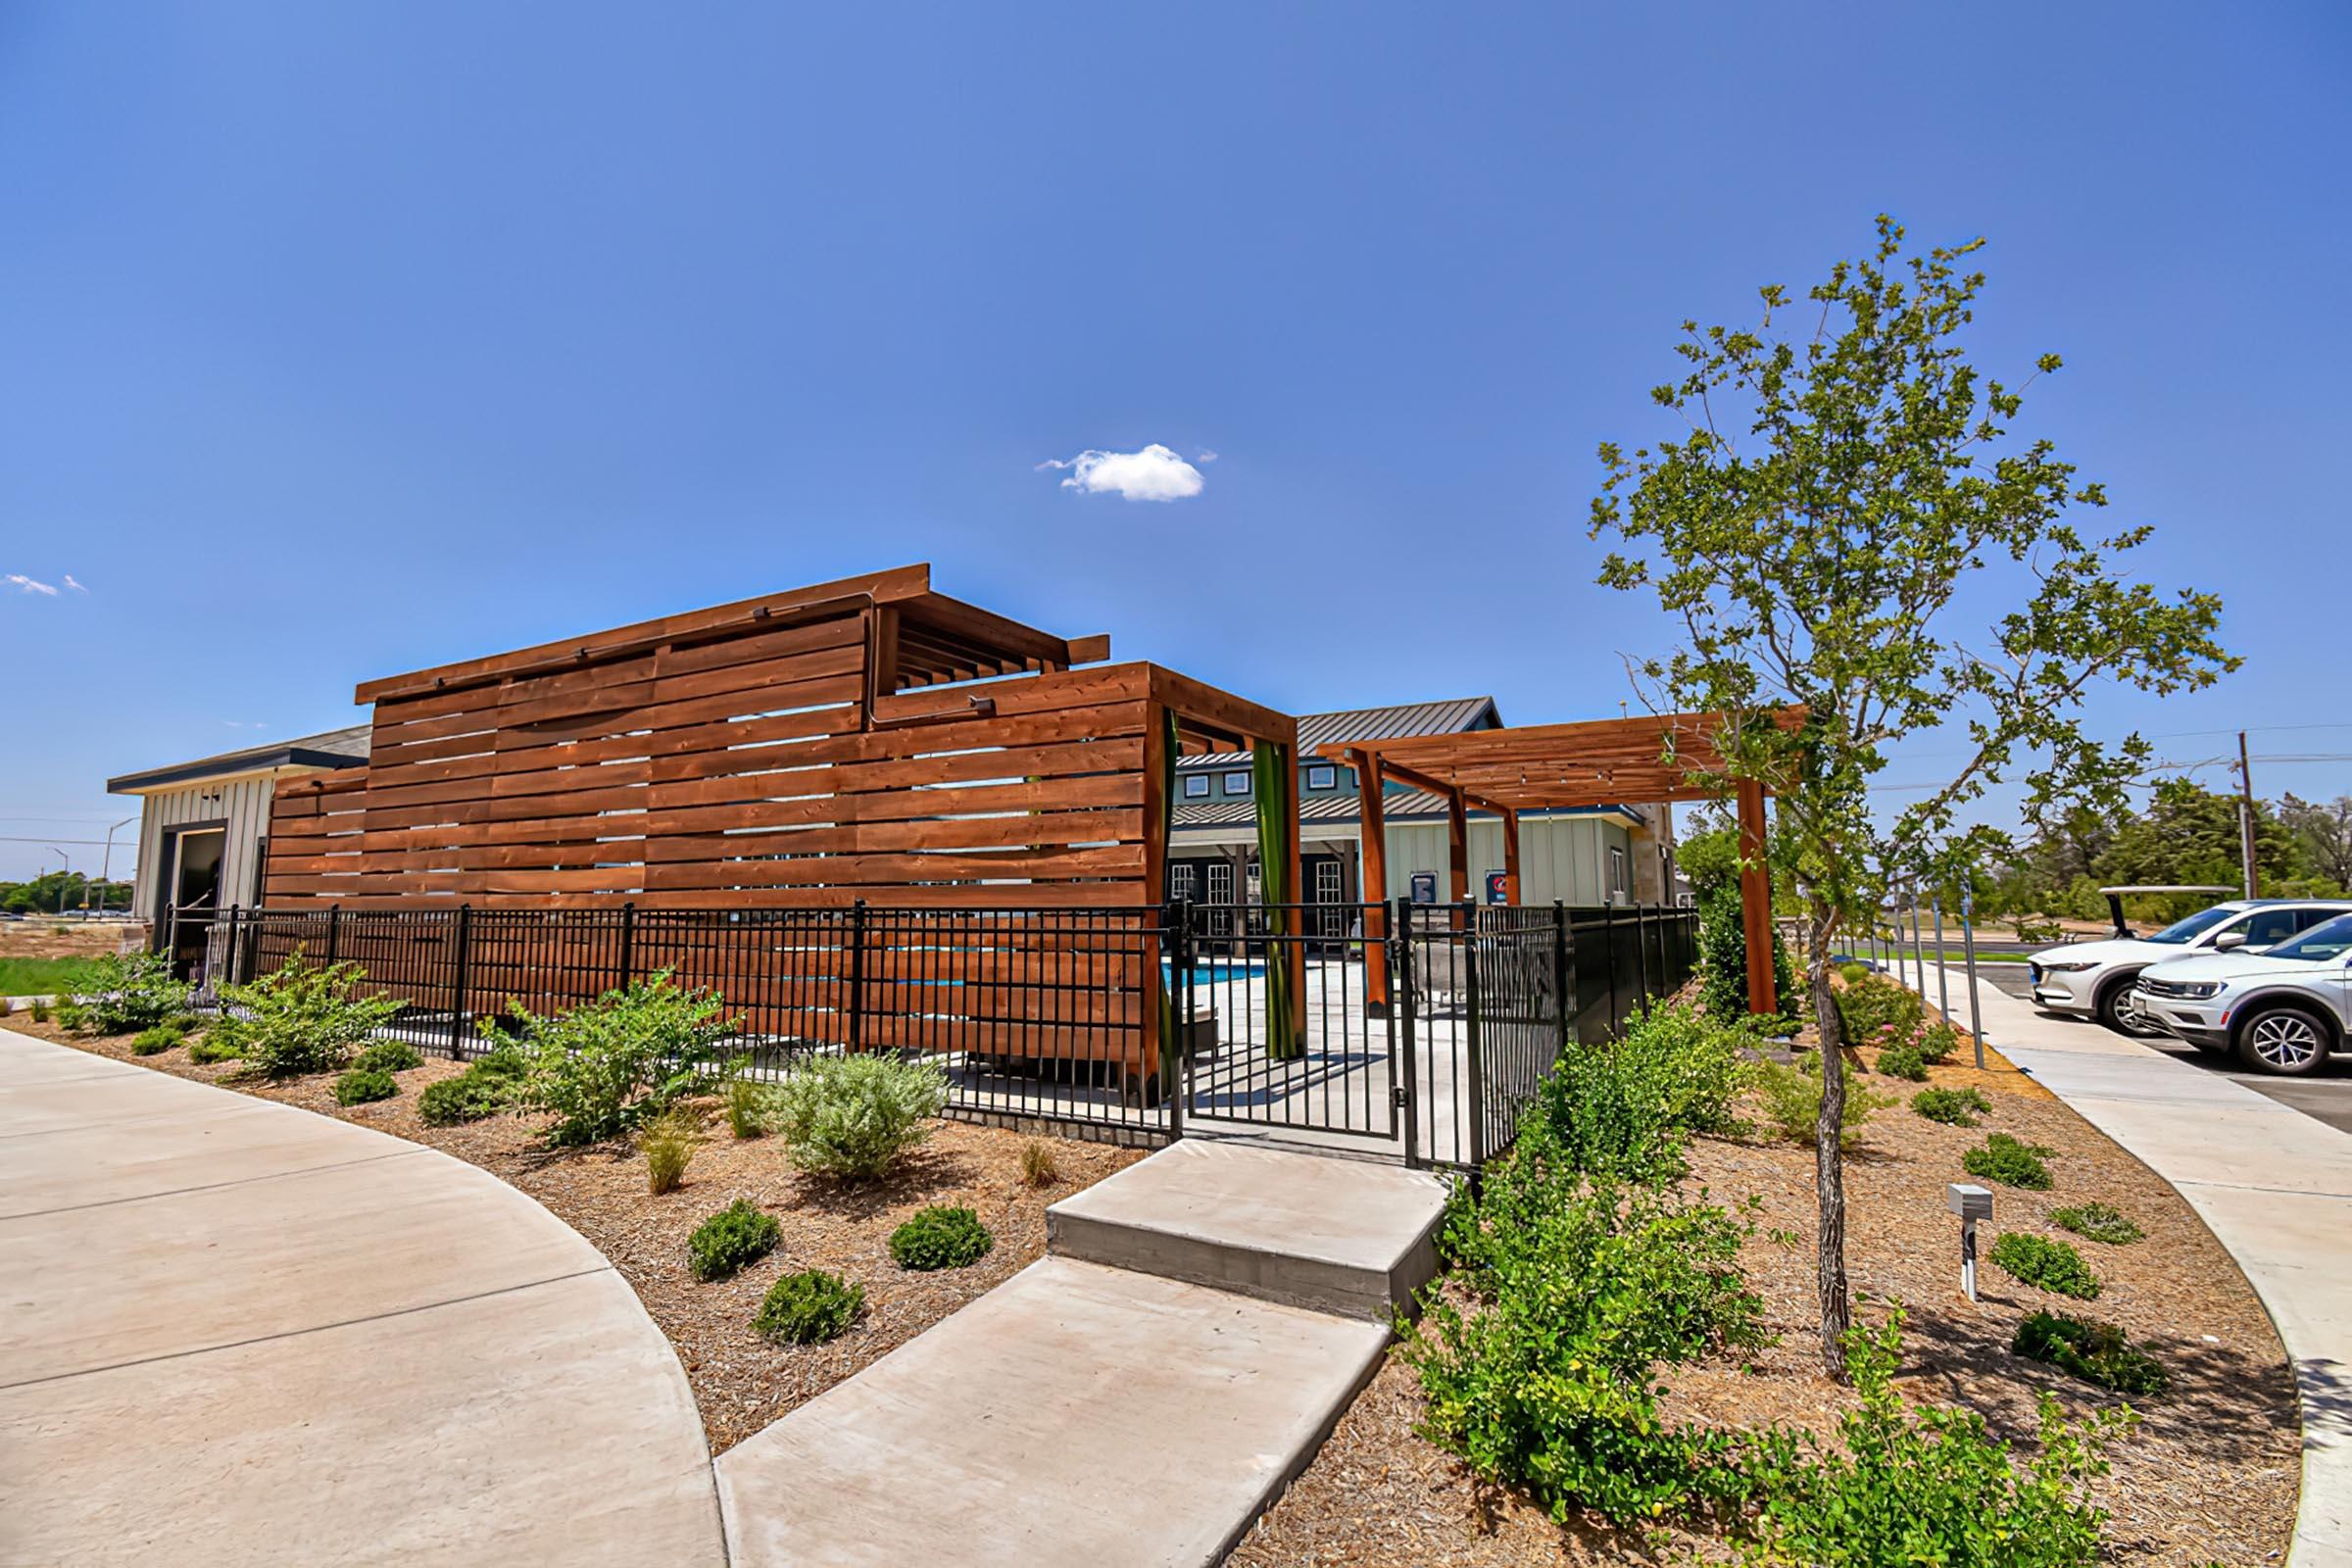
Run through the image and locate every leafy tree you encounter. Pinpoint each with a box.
[2279,793,2352,888]
[1590,217,2232,1373]
[2094,778,2305,913]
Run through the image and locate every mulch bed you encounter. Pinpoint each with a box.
[1233,1027,2302,1567]
[15,1017,1143,1454]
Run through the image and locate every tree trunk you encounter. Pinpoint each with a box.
[1809,908,1851,1377]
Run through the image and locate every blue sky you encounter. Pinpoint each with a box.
[3,3,2348,883]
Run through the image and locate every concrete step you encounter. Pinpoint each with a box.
[714,1255,1391,1568]
[1045,1138,1449,1320]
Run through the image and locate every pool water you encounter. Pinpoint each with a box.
[1162,959,1267,983]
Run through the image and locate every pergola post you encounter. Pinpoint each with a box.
[1737,776,1776,1015]
[1446,785,1470,929]
[1351,748,1391,1012]
[1500,808,1522,906]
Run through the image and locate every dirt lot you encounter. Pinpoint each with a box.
[18,1017,1144,1454]
[0,918,132,960]
[1232,1036,2302,1567]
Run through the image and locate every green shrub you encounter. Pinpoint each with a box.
[1917,1018,1962,1064]
[1877,1043,1929,1081]
[417,1047,529,1126]
[2013,1311,2168,1397]
[723,1073,774,1139]
[1966,1132,2054,1191]
[2051,1201,2143,1247]
[130,1020,186,1055]
[1992,1232,2102,1299]
[890,1204,994,1271]
[1405,1167,1767,1523]
[641,1106,703,1195]
[59,952,191,1036]
[1912,1086,1991,1127]
[1834,972,1925,1045]
[29,997,50,1023]
[1753,1056,1886,1148]
[353,1040,423,1074]
[688,1199,781,1282]
[1739,1310,2131,1567]
[769,1052,950,1180]
[187,1028,247,1065]
[513,973,733,1147]
[1837,960,1872,984]
[1528,1001,1753,1183]
[334,1067,399,1105]
[754,1269,863,1345]
[221,954,404,1078]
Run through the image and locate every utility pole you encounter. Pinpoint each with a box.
[2236,731,2258,899]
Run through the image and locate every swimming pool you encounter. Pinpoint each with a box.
[1162,958,1267,983]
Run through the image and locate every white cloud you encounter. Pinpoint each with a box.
[221,720,270,730]
[1037,443,1204,502]
[1197,449,1218,464]
[5,574,58,596]
[63,574,85,593]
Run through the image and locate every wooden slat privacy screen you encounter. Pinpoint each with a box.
[260,581,1296,1070]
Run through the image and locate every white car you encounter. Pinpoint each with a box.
[2027,897,2352,1034]
[2133,913,2352,1075]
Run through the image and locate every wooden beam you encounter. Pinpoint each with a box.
[1737,776,1775,1015]
[1446,786,1470,905]
[1500,807,1522,906]
[1352,750,1517,817]
[1351,748,1391,1010]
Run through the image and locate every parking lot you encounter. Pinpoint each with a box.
[1969,961,2352,1136]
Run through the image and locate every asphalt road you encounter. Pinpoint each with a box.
[1964,959,2352,1136]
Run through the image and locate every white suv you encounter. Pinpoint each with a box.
[2133,913,2352,1074]
[2028,898,2352,1035]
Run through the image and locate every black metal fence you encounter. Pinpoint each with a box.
[171,897,1699,1171]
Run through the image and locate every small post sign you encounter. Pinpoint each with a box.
[1947,1183,1992,1301]
[1485,870,1509,906]
[1410,871,1438,905]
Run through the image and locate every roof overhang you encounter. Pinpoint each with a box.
[107,752,366,796]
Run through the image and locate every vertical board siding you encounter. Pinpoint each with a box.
[133,775,282,919]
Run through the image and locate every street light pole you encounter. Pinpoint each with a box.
[95,815,135,915]
[44,848,70,916]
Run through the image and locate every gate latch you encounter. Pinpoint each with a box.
[1392,1085,1410,1110]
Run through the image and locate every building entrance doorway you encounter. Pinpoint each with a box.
[160,823,226,980]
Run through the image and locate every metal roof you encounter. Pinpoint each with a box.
[1178,697,1497,768]
[107,724,373,795]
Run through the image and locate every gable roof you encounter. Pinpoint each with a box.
[107,724,373,795]
[1177,697,1498,769]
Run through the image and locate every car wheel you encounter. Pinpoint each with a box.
[2096,977,2156,1037]
[2236,1004,2336,1076]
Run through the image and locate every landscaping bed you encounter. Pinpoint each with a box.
[1232,1018,2300,1567]
[13,1013,1143,1453]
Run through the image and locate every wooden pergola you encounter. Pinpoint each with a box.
[1318,710,1799,1017]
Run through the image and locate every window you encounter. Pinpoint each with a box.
[1182,773,1210,799]
[2240,907,2312,949]
[2269,914,2352,962]
[1305,764,1337,792]
[1168,863,1197,900]
[1314,859,1343,902]
[1607,845,1629,900]
[1206,860,1233,903]
[1223,770,1251,797]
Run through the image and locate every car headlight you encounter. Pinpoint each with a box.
[2166,981,2222,1000]
[2038,960,2097,973]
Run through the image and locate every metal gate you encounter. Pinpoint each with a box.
[1171,899,1695,1171]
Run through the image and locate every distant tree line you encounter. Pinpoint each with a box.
[1,872,132,915]
[1978,780,2349,927]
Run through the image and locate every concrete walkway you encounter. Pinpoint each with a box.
[1930,970,2352,1566]
[718,1138,1448,1568]
[0,1027,728,1567]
